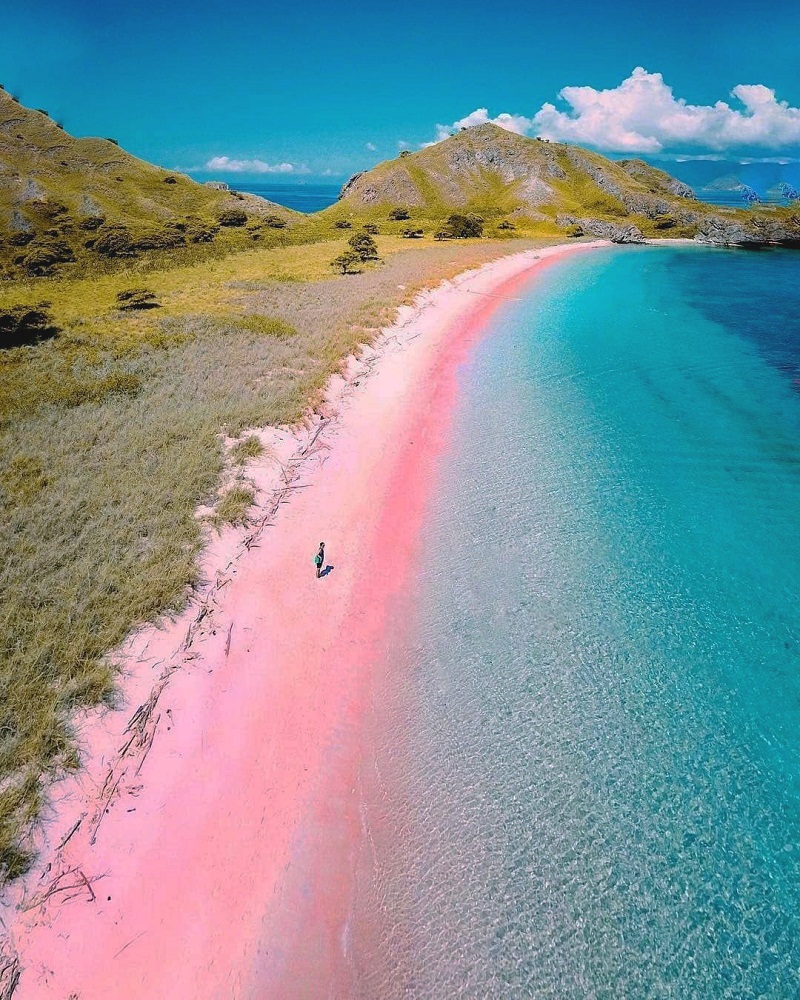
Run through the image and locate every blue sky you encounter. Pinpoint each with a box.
[3,0,800,181]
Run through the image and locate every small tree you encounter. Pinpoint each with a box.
[389,207,410,221]
[348,231,379,260]
[331,251,361,275]
[434,227,452,241]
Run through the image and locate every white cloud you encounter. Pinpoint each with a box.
[203,155,297,173]
[433,107,533,143]
[365,142,377,151]
[397,139,410,150]
[432,69,800,155]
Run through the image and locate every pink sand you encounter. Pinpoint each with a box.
[4,241,607,998]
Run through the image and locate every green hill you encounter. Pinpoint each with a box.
[0,88,298,278]
[334,124,800,245]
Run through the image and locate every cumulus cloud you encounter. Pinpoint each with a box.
[365,142,377,151]
[203,155,297,173]
[433,107,533,143]
[433,68,800,155]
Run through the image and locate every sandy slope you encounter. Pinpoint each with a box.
[2,241,607,999]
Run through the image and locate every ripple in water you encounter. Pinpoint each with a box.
[351,247,800,999]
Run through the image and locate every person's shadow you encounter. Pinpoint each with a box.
[320,564,334,578]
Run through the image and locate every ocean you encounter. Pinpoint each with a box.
[353,245,800,997]
[234,181,340,212]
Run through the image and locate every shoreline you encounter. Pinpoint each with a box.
[2,239,609,998]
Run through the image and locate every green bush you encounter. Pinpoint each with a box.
[389,207,410,221]
[8,231,34,247]
[264,214,288,229]
[92,224,135,257]
[77,215,106,231]
[497,220,516,231]
[333,219,353,229]
[218,208,248,227]
[363,223,379,234]
[21,238,75,275]
[402,228,424,239]
[184,217,219,243]
[132,224,186,250]
[445,213,484,238]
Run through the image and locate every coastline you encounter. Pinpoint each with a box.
[2,239,609,998]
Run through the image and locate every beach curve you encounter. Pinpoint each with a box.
[2,239,608,999]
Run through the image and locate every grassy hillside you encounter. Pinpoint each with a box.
[333,124,800,244]
[0,87,299,280]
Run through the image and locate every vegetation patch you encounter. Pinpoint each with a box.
[0,304,59,348]
[229,435,264,464]
[116,288,160,311]
[215,486,255,526]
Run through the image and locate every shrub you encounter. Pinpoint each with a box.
[402,228,424,239]
[389,207,410,221]
[363,223,379,234]
[106,138,119,145]
[333,219,353,229]
[22,238,74,275]
[445,213,484,238]
[184,217,219,243]
[399,150,411,158]
[331,251,361,274]
[348,231,379,260]
[566,224,584,238]
[163,175,178,184]
[77,215,106,231]
[132,224,186,250]
[434,228,451,241]
[0,304,58,348]
[92,224,134,256]
[8,231,34,247]
[116,288,160,310]
[264,214,288,229]
[498,220,516,231]
[217,208,248,227]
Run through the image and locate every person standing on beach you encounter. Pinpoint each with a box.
[314,542,325,578]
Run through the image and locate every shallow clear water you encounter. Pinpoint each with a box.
[355,246,800,998]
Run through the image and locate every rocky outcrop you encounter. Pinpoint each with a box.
[338,171,365,200]
[694,213,800,247]
[558,214,646,243]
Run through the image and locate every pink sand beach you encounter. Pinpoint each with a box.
[2,241,607,998]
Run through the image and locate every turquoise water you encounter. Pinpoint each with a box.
[355,246,800,998]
